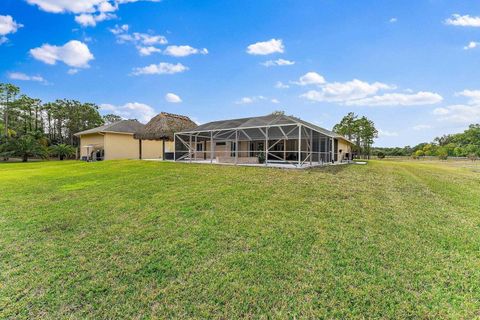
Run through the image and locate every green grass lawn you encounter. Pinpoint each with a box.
[1,160,479,319]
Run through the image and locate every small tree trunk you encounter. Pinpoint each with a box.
[22,155,28,162]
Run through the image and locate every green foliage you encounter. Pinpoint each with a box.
[50,144,76,160]
[1,82,105,156]
[103,113,123,124]
[10,134,48,162]
[377,151,385,159]
[333,112,378,159]
[437,147,448,160]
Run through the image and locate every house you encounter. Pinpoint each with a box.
[75,119,145,160]
[75,112,196,161]
[134,112,197,160]
[173,113,355,168]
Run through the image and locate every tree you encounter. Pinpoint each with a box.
[333,112,358,141]
[0,83,20,137]
[11,135,48,162]
[103,114,122,124]
[334,113,378,159]
[50,144,75,160]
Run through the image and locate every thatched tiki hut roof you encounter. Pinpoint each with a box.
[134,112,197,141]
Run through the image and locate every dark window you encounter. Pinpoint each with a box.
[216,142,226,146]
[197,143,203,151]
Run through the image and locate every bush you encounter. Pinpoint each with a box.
[377,152,385,159]
[50,144,76,160]
[437,148,448,160]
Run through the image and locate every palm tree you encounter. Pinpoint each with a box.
[12,135,48,162]
[50,143,75,160]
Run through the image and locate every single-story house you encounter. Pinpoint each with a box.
[134,112,197,160]
[174,113,355,168]
[75,112,196,161]
[75,119,145,160]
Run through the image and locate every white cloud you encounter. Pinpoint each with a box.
[8,72,46,83]
[301,79,393,103]
[0,15,23,44]
[26,0,160,26]
[67,68,79,75]
[378,129,398,137]
[389,17,398,23]
[235,95,279,105]
[413,124,432,131]
[295,72,326,86]
[433,104,480,124]
[345,91,443,106]
[75,12,115,27]
[464,41,479,50]
[457,89,480,104]
[137,46,161,56]
[294,72,326,86]
[165,93,182,103]
[100,102,156,123]
[246,38,284,55]
[262,58,295,67]
[445,14,480,27]
[110,23,129,34]
[132,62,188,75]
[30,40,94,68]
[275,81,290,89]
[110,24,167,56]
[163,45,208,57]
[433,89,480,124]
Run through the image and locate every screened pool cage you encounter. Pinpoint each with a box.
[174,114,351,168]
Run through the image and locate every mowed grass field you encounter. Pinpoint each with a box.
[1,160,479,319]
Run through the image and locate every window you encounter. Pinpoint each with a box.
[196,143,203,151]
[216,142,226,146]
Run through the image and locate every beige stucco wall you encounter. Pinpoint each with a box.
[141,140,164,159]
[79,133,104,158]
[337,138,353,161]
[104,132,139,160]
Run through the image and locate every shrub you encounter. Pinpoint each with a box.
[50,144,76,160]
[377,152,385,159]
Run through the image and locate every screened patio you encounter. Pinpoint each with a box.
[174,114,353,168]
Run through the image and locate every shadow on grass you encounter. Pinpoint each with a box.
[308,164,351,175]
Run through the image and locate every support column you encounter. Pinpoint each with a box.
[331,137,334,163]
[298,125,301,167]
[235,130,238,164]
[310,129,313,166]
[139,139,142,160]
[162,138,165,160]
[210,132,213,163]
[173,135,176,161]
[265,127,269,166]
[284,138,286,161]
[194,135,197,161]
[189,134,192,163]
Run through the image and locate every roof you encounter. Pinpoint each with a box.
[177,113,354,144]
[74,119,145,136]
[133,112,197,140]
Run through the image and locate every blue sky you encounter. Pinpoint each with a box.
[1,0,480,146]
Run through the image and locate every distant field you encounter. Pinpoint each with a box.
[1,160,479,319]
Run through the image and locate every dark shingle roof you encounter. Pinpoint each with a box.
[177,113,354,143]
[74,119,145,136]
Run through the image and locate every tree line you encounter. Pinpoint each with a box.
[372,124,480,160]
[0,83,121,161]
